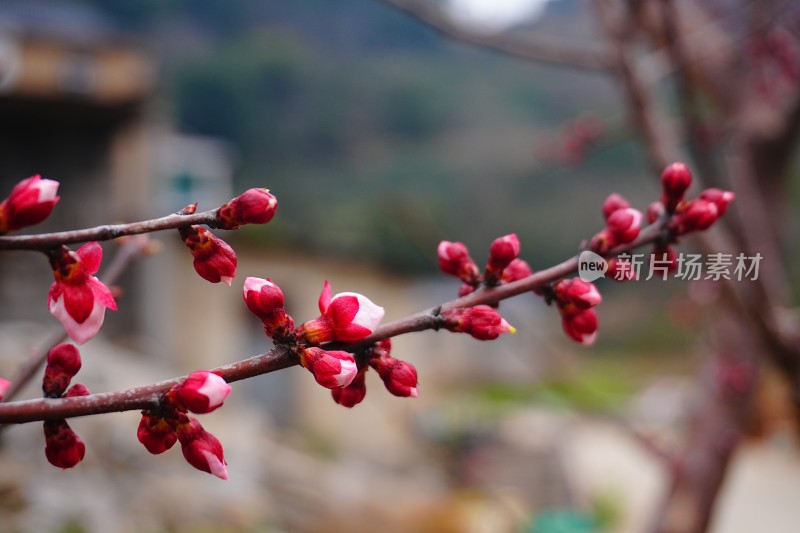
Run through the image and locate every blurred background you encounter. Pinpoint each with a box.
[0,0,798,532]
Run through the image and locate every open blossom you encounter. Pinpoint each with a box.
[442,305,515,341]
[296,281,384,344]
[331,369,368,408]
[138,412,179,455]
[171,371,232,414]
[217,188,278,229]
[42,343,82,397]
[438,241,480,284]
[561,307,599,346]
[486,234,520,281]
[298,347,358,389]
[44,419,86,469]
[48,242,118,345]
[176,416,228,480]
[242,277,294,339]
[553,278,602,310]
[181,225,237,285]
[0,175,60,232]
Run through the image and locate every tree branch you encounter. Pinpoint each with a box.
[0,223,665,424]
[0,209,221,251]
[381,0,614,71]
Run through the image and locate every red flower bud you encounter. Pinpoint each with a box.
[606,208,642,244]
[647,201,665,224]
[44,419,86,469]
[297,281,384,344]
[442,305,516,341]
[371,356,419,398]
[661,162,692,211]
[331,369,368,408]
[486,234,520,281]
[181,226,237,285]
[217,188,278,229]
[138,411,178,455]
[243,277,294,339]
[48,243,118,345]
[698,188,735,216]
[43,343,82,397]
[553,278,602,310]
[176,416,228,480]
[458,283,477,297]
[0,175,60,232]
[298,347,358,389]
[672,199,719,234]
[65,383,91,397]
[602,193,630,220]
[501,258,533,283]
[0,377,10,401]
[171,371,232,414]
[561,308,599,346]
[589,229,616,255]
[438,241,480,284]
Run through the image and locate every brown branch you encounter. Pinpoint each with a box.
[0,209,221,251]
[381,0,614,71]
[0,223,666,424]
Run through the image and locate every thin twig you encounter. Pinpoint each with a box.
[0,209,220,251]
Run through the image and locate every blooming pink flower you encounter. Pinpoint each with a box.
[606,207,642,244]
[0,377,10,401]
[42,343,82,397]
[371,356,419,398]
[602,193,630,220]
[437,241,480,284]
[661,162,692,211]
[176,416,228,480]
[0,175,60,232]
[699,188,735,216]
[44,419,86,469]
[486,234,520,280]
[331,369,368,408]
[171,371,232,414]
[181,226,237,285]
[442,305,516,341]
[298,347,358,389]
[217,188,278,229]
[561,308,599,346]
[242,277,294,338]
[297,281,384,344]
[48,243,118,345]
[138,412,178,455]
[553,278,602,310]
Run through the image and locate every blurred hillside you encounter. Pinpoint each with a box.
[76,0,655,273]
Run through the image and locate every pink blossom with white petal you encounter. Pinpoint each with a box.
[299,347,358,389]
[297,281,384,344]
[48,242,118,345]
